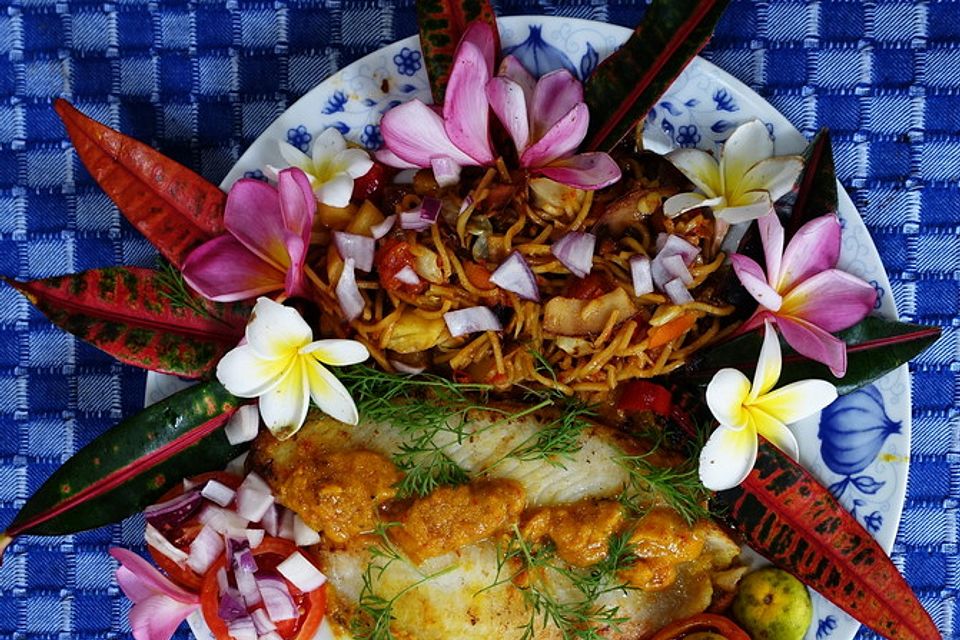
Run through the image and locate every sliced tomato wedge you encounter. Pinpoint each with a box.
[649,613,751,640]
[201,536,327,640]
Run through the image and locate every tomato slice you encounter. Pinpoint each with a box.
[649,613,751,640]
[147,471,244,590]
[201,536,327,640]
[617,380,674,417]
[376,238,429,295]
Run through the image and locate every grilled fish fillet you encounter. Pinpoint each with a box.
[251,407,742,640]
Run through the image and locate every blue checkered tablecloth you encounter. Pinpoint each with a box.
[0,1,955,638]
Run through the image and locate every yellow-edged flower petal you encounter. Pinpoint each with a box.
[736,155,803,202]
[746,407,800,460]
[706,368,752,429]
[720,120,773,196]
[245,297,313,359]
[216,344,294,398]
[663,191,709,218]
[304,355,360,425]
[664,148,722,198]
[300,339,370,366]
[258,358,311,439]
[750,321,782,398]
[751,379,838,425]
[716,190,772,225]
[698,423,759,491]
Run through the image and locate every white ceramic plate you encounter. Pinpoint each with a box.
[150,16,910,640]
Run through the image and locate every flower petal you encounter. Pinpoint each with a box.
[737,155,803,202]
[705,367,751,429]
[665,148,721,198]
[520,103,589,167]
[443,40,494,164]
[460,20,496,72]
[224,179,288,270]
[129,594,199,640]
[781,268,876,332]
[730,253,783,311]
[748,410,800,460]
[283,232,308,299]
[663,191,709,218]
[721,120,773,196]
[375,147,420,169]
[775,315,850,377]
[535,152,622,190]
[777,215,841,291]
[304,356,360,425]
[313,127,347,158]
[314,172,355,208]
[531,69,583,140]
[277,167,315,241]
[379,100,479,167]
[245,297,313,359]
[698,423,759,491]
[752,377,838,425]
[757,212,784,288]
[486,76,530,153]
[339,148,375,179]
[300,339,370,366]
[279,142,312,171]
[182,235,285,302]
[259,358,310,439]
[716,190,773,225]
[111,548,197,605]
[750,320,782,398]
[216,344,293,398]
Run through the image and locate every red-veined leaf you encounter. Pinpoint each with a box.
[55,99,226,267]
[583,0,731,151]
[4,266,247,378]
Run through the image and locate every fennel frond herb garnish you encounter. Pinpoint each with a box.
[155,259,215,319]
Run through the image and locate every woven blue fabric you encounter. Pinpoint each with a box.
[0,1,955,638]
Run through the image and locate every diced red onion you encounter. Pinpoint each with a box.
[459,195,474,214]
[201,480,236,508]
[226,452,249,477]
[420,196,442,222]
[389,359,426,375]
[550,232,596,278]
[394,265,421,286]
[261,504,279,537]
[371,214,396,240]
[236,564,262,607]
[183,478,198,492]
[259,632,284,640]
[664,277,694,304]
[336,258,365,322]
[144,490,202,531]
[278,509,296,541]
[217,567,230,595]
[399,210,431,231]
[245,529,265,549]
[251,608,277,634]
[333,231,375,272]
[257,575,299,622]
[218,589,247,622]
[199,505,250,534]
[187,524,225,574]
[655,232,669,252]
[443,306,503,338]
[227,616,257,640]
[489,251,540,301]
[229,537,258,574]
[276,551,328,593]
[630,255,654,296]
[293,515,321,546]
[431,157,461,187]
[659,234,700,265]
[237,473,275,523]
[145,523,189,565]
[660,253,693,284]
[225,405,260,446]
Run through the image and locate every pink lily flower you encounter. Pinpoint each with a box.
[485,56,621,190]
[376,21,496,185]
[110,547,199,640]
[730,213,877,377]
[183,167,315,302]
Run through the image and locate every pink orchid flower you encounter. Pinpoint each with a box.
[111,547,199,640]
[376,21,496,185]
[183,167,315,302]
[730,213,877,377]
[486,56,621,190]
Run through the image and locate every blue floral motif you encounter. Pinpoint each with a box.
[713,88,739,112]
[287,125,312,153]
[661,118,676,142]
[503,25,578,78]
[393,47,422,76]
[243,169,267,182]
[819,384,901,477]
[864,511,883,533]
[580,42,599,79]
[332,121,350,135]
[870,279,885,309]
[659,101,683,117]
[817,615,838,639]
[676,125,701,147]
[361,124,383,150]
[711,120,734,134]
[323,90,348,115]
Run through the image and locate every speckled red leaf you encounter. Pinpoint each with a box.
[4,267,247,378]
[55,99,226,267]
[417,0,499,104]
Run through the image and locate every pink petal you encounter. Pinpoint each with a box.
[460,21,496,73]
[224,179,287,271]
[375,147,420,169]
[775,316,848,377]
[182,235,285,302]
[733,309,770,337]
[379,100,478,167]
[730,253,783,311]
[129,594,199,640]
[282,232,309,299]
[277,167,315,244]
[777,215,841,291]
[443,40,494,164]
[110,548,197,604]
[486,77,530,153]
[781,268,877,332]
[521,103,589,167]
[535,153,622,190]
[757,212,784,288]
[531,69,583,140]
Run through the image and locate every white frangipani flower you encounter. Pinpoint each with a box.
[698,320,837,491]
[217,297,369,439]
[267,128,374,208]
[663,120,803,229]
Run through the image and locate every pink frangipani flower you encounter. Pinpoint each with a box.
[182,167,316,302]
[485,56,621,190]
[730,212,877,377]
[376,21,496,185]
[110,547,199,640]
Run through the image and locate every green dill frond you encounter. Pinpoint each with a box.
[155,259,216,319]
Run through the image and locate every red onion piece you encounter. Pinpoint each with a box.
[659,234,700,265]
[394,265,421,286]
[389,359,425,375]
[251,608,277,634]
[236,473,275,523]
[333,231,375,272]
[459,195,474,214]
[235,563,262,607]
[276,551,328,593]
[293,515,321,546]
[226,452,248,477]
[430,157,461,187]
[655,232,669,253]
[278,508,296,541]
[245,528,265,549]
[550,232,596,278]
[144,489,202,531]
[224,404,260,445]
[336,258,365,322]
[227,615,257,640]
[187,525,224,574]
[661,253,693,285]
[257,575,299,622]
[664,277,694,304]
[489,251,540,301]
[198,504,250,534]
[201,480,236,508]
[261,504,279,537]
[229,536,258,574]
[399,210,432,231]
[630,255,654,296]
[420,196,442,222]
[443,306,503,338]
[371,214,396,240]
[217,566,230,595]
[259,632,284,640]
[145,523,189,565]
[218,589,247,622]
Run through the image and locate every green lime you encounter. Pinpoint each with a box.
[732,567,813,640]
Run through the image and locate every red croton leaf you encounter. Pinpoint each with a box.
[55,99,226,267]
